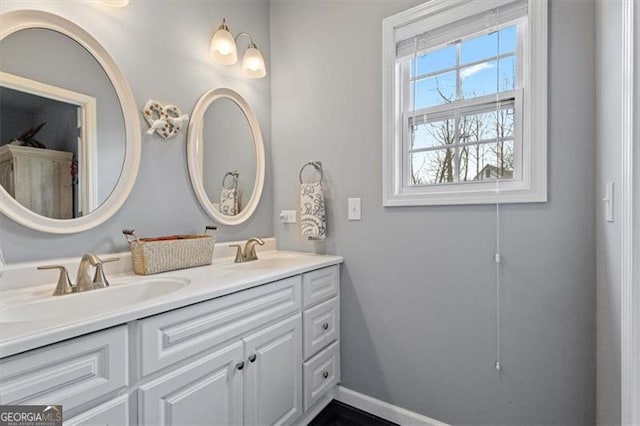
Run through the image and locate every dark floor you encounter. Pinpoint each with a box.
[308,400,398,426]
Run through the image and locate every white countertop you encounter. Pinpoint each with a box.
[0,247,342,358]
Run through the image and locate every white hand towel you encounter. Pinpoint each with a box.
[220,188,238,216]
[300,182,326,239]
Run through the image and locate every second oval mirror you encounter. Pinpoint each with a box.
[187,88,265,225]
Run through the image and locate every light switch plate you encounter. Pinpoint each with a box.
[348,198,361,221]
[280,210,297,224]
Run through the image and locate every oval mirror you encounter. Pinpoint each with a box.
[0,10,140,233]
[187,88,265,225]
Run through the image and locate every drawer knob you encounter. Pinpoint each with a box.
[248,354,257,363]
[236,361,245,371]
[322,371,329,379]
[322,323,329,330]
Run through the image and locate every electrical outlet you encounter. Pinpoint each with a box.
[279,210,297,224]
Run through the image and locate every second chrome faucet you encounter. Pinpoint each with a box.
[230,238,265,263]
[38,253,119,296]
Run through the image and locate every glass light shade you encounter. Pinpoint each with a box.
[210,28,238,65]
[242,46,266,79]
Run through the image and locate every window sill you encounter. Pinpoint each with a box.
[383,181,547,206]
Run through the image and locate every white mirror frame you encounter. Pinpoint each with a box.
[187,88,265,226]
[0,10,141,234]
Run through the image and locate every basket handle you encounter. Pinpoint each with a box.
[204,225,217,236]
[122,229,140,243]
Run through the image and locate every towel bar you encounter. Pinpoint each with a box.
[299,161,323,184]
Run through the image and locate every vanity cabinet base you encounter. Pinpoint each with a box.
[0,265,341,426]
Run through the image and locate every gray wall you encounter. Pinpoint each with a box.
[0,0,273,263]
[270,0,596,424]
[595,0,623,423]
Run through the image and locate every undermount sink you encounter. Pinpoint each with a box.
[0,277,190,323]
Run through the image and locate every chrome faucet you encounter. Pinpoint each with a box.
[38,253,119,296]
[230,238,265,263]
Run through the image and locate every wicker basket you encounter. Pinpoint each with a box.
[123,226,216,275]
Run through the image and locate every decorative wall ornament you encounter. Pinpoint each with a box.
[142,100,189,139]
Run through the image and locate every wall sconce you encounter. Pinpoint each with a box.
[210,18,266,79]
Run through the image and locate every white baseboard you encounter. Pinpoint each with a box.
[335,386,449,426]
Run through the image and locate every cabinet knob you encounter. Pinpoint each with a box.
[236,361,245,371]
[322,323,329,330]
[248,354,257,363]
[322,371,329,379]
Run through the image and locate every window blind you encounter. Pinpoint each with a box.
[396,0,527,59]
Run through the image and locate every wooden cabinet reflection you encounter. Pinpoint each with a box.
[0,145,73,219]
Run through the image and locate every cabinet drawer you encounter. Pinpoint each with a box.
[303,297,339,359]
[303,341,340,411]
[302,265,339,308]
[138,276,302,376]
[64,394,130,426]
[0,326,128,412]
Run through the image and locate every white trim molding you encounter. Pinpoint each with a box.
[335,386,449,426]
[621,0,639,424]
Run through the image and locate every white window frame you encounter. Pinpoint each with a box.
[382,0,548,206]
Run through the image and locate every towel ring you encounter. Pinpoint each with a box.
[299,161,323,184]
[222,171,239,190]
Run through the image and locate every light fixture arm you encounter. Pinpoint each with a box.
[235,32,258,49]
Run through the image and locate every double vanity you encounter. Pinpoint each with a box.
[0,242,343,425]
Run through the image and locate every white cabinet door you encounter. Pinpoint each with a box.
[243,314,302,426]
[139,341,243,426]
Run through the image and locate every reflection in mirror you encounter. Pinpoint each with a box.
[187,87,265,226]
[0,28,125,219]
[202,98,256,217]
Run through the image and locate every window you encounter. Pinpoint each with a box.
[382,0,548,206]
